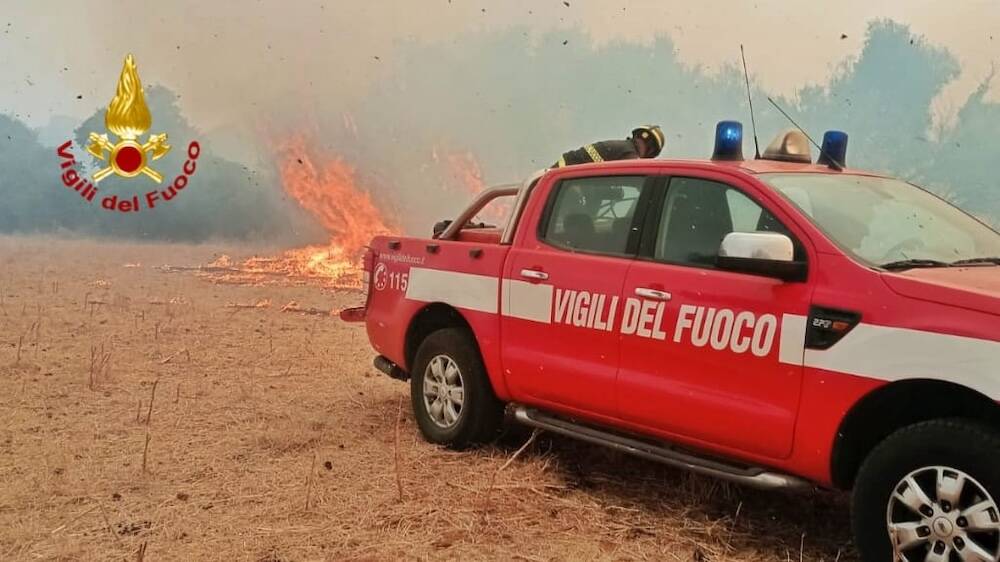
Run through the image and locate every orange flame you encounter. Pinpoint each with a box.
[444,150,509,225]
[273,135,397,287]
[278,135,395,253]
[202,139,507,292]
[445,150,486,195]
[215,135,398,290]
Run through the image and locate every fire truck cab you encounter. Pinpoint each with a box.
[344,123,1000,561]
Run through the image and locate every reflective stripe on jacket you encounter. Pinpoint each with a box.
[554,139,640,167]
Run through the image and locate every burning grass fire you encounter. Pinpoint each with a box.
[190,139,504,291]
[443,149,511,225]
[199,136,398,290]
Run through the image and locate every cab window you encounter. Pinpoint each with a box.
[654,177,793,266]
[763,173,1000,266]
[541,176,646,255]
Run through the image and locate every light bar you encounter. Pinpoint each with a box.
[817,130,848,168]
[762,129,812,163]
[711,120,744,161]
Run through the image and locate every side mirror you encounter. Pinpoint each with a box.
[717,232,807,281]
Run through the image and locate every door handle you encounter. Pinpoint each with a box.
[519,269,549,281]
[635,287,672,301]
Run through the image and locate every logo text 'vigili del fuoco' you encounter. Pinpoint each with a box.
[56,54,201,213]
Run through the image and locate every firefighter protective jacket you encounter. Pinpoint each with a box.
[554,139,640,168]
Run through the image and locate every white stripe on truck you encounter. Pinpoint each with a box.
[501,279,553,323]
[405,267,499,313]
[403,268,1000,398]
[778,314,807,366]
[802,322,1000,397]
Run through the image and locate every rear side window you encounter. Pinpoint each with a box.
[654,177,792,266]
[541,176,646,255]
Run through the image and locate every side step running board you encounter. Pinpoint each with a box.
[512,406,811,491]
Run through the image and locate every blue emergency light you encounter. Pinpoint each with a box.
[817,130,848,168]
[711,120,744,161]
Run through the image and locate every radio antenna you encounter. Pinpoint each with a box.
[766,96,843,171]
[740,45,761,159]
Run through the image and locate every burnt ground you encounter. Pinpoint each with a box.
[0,236,856,561]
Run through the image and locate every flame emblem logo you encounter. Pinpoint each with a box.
[86,54,170,183]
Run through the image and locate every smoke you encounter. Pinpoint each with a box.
[0,19,998,241]
[335,19,999,231]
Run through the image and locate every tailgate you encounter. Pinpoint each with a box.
[363,234,510,371]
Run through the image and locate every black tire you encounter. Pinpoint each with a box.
[852,419,1000,562]
[410,328,505,449]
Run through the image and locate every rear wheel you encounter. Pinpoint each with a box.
[410,328,504,449]
[853,419,1000,562]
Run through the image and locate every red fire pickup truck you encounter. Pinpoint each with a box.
[343,123,1000,561]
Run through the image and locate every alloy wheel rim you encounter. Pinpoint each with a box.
[422,355,465,429]
[888,465,1000,561]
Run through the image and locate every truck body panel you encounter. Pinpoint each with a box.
[354,158,1000,488]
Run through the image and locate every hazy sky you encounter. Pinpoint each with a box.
[2,0,998,136]
[2,1,999,239]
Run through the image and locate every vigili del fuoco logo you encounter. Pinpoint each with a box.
[55,54,201,213]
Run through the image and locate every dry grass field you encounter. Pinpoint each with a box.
[0,236,857,561]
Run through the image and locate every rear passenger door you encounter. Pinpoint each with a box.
[617,175,812,459]
[501,173,654,419]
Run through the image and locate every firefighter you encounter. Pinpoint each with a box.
[553,125,664,168]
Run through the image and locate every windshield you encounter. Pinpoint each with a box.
[761,173,1000,267]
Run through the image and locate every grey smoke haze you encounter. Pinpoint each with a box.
[0,18,998,241]
[346,20,999,231]
[5,2,1000,132]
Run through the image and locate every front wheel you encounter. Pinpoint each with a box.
[853,419,1000,562]
[410,328,504,449]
